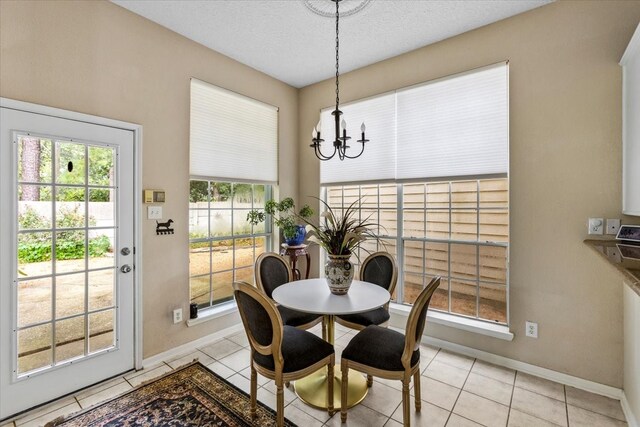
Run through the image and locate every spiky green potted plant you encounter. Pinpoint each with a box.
[299,198,380,295]
[247,197,314,246]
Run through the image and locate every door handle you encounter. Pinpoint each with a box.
[120,264,132,274]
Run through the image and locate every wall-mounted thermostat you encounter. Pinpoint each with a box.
[144,190,166,204]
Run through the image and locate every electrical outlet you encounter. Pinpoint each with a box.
[606,218,621,235]
[148,206,162,220]
[588,218,604,235]
[525,321,538,338]
[173,308,183,324]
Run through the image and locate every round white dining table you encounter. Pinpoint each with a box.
[272,278,390,410]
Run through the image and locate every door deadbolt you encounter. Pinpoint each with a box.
[120,264,132,273]
[120,247,131,256]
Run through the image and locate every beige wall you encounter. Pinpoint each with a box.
[298,1,640,387]
[3,0,640,389]
[0,0,299,358]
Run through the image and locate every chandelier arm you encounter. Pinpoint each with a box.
[314,143,338,161]
[342,143,366,159]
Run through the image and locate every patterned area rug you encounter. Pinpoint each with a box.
[46,362,297,426]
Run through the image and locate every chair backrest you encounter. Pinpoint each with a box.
[255,252,293,299]
[359,252,398,295]
[401,276,441,369]
[233,281,284,369]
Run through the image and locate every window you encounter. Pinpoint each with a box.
[189,79,278,308]
[324,178,508,324]
[189,181,272,308]
[320,63,509,324]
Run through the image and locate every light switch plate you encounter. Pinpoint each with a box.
[588,218,604,235]
[148,206,162,220]
[606,218,620,235]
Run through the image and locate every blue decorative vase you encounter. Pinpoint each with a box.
[284,225,306,246]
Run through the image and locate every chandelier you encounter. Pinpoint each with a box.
[309,0,370,161]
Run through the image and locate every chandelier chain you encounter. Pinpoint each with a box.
[335,0,340,109]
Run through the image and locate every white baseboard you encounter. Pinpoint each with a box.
[420,335,623,400]
[142,323,245,369]
[622,392,639,427]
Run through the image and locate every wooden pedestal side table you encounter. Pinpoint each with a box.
[280,243,310,280]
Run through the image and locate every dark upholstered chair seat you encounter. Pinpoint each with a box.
[342,325,419,371]
[254,326,334,373]
[277,305,322,328]
[336,307,390,327]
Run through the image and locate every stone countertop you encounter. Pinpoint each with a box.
[584,239,640,297]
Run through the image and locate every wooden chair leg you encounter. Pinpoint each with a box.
[367,374,373,387]
[413,370,421,412]
[402,378,410,427]
[276,380,284,427]
[341,361,349,422]
[327,359,335,415]
[250,365,257,417]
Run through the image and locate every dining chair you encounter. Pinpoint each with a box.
[335,251,398,332]
[256,252,325,338]
[339,276,441,427]
[233,282,335,426]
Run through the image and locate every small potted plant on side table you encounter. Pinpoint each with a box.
[247,197,314,246]
[300,199,379,295]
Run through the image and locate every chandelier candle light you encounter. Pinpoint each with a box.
[310,0,369,161]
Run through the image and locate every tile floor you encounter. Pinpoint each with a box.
[1,323,628,427]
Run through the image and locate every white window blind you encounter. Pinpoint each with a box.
[396,63,508,180]
[320,93,396,184]
[190,78,278,183]
[319,63,508,184]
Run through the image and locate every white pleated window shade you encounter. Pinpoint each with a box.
[396,63,508,180]
[190,78,278,183]
[319,93,396,184]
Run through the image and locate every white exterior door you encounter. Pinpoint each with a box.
[0,106,135,419]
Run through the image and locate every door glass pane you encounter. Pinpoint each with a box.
[404,240,424,274]
[88,146,115,186]
[18,323,52,374]
[18,278,52,328]
[55,316,85,363]
[89,188,114,228]
[88,270,114,311]
[190,242,211,277]
[18,232,52,276]
[55,141,85,185]
[56,273,85,318]
[56,189,86,228]
[210,210,231,237]
[88,229,114,269]
[402,273,423,305]
[89,309,115,353]
[55,230,86,274]
[18,136,52,183]
[18,185,52,230]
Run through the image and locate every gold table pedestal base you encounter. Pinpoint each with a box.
[293,364,368,410]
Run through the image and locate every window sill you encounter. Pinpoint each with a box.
[389,303,514,341]
[186,301,238,327]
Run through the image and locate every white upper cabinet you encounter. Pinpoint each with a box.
[621,23,640,216]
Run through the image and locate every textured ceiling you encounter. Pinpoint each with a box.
[112,0,551,88]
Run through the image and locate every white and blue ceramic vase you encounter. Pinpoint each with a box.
[325,254,354,295]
